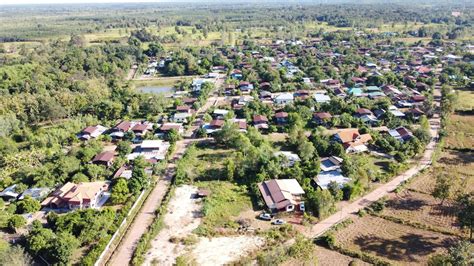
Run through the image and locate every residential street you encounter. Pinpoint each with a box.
[105,76,222,266]
[304,89,442,239]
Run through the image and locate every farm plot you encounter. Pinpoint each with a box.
[407,150,474,195]
[282,245,370,266]
[383,191,461,235]
[333,216,458,265]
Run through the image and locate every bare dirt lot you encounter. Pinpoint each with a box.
[144,185,202,265]
[383,191,462,234]
[191,235,265,266]
[333,216,458,265]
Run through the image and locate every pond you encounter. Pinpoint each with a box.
[137,86,174,94]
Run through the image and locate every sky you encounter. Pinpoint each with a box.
[1,0,171,5]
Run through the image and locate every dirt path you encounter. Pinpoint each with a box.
[106,139,208,266]
[144,185,201,265]
[303,89,442,239]
[126,65,138,81]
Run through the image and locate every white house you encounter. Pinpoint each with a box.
[274,93,294,105]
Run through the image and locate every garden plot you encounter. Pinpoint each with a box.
[333,216,457,265]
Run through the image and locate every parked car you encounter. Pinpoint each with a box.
[272,219,286,225]
[258,213,272,221]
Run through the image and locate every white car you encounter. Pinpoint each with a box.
[272,219,286,225]
[258,213,272,221]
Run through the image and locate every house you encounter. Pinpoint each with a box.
[274,151,301,167]
[213,109,230,119]
[173,112,192,123]
[313,93,331,103]
[176,105,192,113]
[253,115,269,130]
[320,156,343,172]
[192,79,206,92]
[407,108,425,119]
[239,82,254,93]
[92,151,115,167]
[313,112,332,126]
[230,70,243,80]
[110,121,133,140]
[354,108,373,117]
[311,170,350,190]
[160,123,184,135]
[275,112,288,124]
[233,119,248,132]
[258,179,305,212]
[0,185,20,201]
[131,123,152,137]
[113,165,133,180]
[127,140,171,162]
[78,125,108,141]
[41,181,110,210]
[388,127,413,142]
[348,87,363,97]
[333,129,372,153]
[274,93,294,105]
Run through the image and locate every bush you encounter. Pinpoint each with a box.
[316,233,336,250]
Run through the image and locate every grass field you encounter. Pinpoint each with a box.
[455,89,474,112]
[131,78,186,89]
[282,245,370,266]
[333,215,457,265]
[445,114,474,150]
[194,181,253,237]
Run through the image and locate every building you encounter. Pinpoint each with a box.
[41,181,110,210]
[253,115,269,130]
[92,151,115,167]
[313,93,331,103]
[388,127,413,142]
[0,185,20,201]
[19,187,51,201]
[77,125,108,141]
[274,151,301,167]
[333,129,372,153]
[274,93,294,105]
[312,170,350,190]
[320,156,343,172]
[274,112,288,124]
[313,112,332,126]
[160,123,184,135]
[127,140,171,162]
[258,179,305,212]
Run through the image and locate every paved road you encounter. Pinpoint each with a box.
[304,89,442,238]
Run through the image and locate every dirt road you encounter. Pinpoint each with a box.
[106,139,209,266]
[304,89,442,238]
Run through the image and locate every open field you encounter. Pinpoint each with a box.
[456,89,474,112]
[282,245,370,266]
[445,114,474,149]
[333,216,458,265]
[383,191,462,235]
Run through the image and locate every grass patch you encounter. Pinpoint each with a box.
[194,181,252,237]
[455,90,474,112]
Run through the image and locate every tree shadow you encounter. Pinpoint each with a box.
[429,203,460,227]
[438,150,474,165]
[353,233,456,262]
[385,198,426,211]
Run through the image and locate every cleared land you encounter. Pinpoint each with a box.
[282,245,370,266]
[383,191,462,235]
[333,216,458,265]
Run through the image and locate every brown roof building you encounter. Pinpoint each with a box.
[258,179,305,212]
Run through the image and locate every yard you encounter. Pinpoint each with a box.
[333,216,458,265]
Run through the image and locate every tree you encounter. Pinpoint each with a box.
[16,196,41,214]
[111,178,130,204]
[0,240,31,266]
[26,226,55,256]
[432,173,452,205]
[7,215,26,232]
[128,156,149,194]
[457,193,474,241]
[50,232,79,265]
[116,141,132,156]
[327,181,343,201]
[307,189,336,219]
